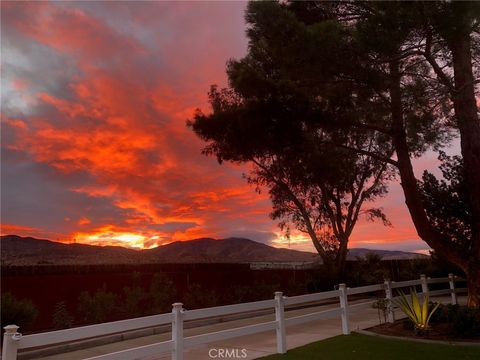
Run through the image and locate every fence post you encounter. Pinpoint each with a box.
[448,273,457,305]
[172,303,184,360]
[420,274,429,297]
[2,325,21,360]
[384,280,395,323]
[274,291,287,354]
[338,284,350,335]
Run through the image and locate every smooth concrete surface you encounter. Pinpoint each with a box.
[31,295,464,360]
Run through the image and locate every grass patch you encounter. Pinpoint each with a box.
[259,333,480,360]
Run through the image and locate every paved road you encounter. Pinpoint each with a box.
[31,295,462,360]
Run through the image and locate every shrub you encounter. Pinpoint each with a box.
[429,303,458,324]
[183,283,218,309]
[306,269,337,292]
[52,301,74,329]
[353,253,389,285]
[432,304,480,338]
[372,298,390,324]
[222,285,250,304]
[122,271,147,317]
[251,281,280,300]
[149,272,176,313]
[77,285,117,323]
[123,286,146,317]
[1,292,38,331]
[451,307,480,338]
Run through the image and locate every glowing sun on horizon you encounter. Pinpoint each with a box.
[73,229,160,249]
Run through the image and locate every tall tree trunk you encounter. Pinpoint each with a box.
[466,262,480,307]
[335,234,349,278]
[388,59,465,266]
[387,59,479,306]
[449,31,480,307]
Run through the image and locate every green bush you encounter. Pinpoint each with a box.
[183,283,218,309]
[451,307,480,338]
[149,272,176,313]
[429,303,457,323]
[430,304,480,338]
[222,284,250,304]
[353,252,389,285]
[77,285,117,323]
[251,281,280,300]
[123,285,146,317]
[122,271,147,317]
[1,292,38,331]
[52,301,74,329]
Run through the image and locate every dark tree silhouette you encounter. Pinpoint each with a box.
[419,153,472,255]
[190,1,480,305]
[190,42,395,275]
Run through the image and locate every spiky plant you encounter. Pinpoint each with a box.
[395,288,440,334]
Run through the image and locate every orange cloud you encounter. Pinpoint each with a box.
[2,1,433,253]
[1,223,40,235]
[77,217,91,226]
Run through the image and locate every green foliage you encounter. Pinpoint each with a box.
[52,301,73,329]
[77,285,117,323]
[249,281,280,300]
[123,286,146,317]
[221,284,250,305]
[1,292,38,330]
[419,153,471,252]
[182,283,218,309]
[450,307,480,338]
[397,259,435,281]
[122,272,146,317]
[191,0,480,303]
[149,272,176,313]
[306,268,338,293]
[353,252,389,285]
[395,289,440,334]
[372,298,390,324]
[430,304,480,338]
[189,0,396,274]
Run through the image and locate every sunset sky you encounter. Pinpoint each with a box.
[1,1,457,253]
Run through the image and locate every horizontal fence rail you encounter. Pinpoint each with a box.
[346,284,384,295]
[182,299,275,321]
[18,313,173,349]
[283,289,340,306]
[2,274,467,360]
[389,279,422,289]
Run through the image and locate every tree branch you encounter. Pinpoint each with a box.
[423,29,455,93]
[336,144,399,167]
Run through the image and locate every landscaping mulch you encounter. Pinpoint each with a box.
[368,320,480,343]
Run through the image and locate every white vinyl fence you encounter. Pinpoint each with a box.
[2,274,466,360]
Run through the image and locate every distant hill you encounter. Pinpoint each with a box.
[346,248,428,261]
[0,235,427,266]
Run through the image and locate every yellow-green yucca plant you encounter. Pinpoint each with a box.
[395,288,440,334]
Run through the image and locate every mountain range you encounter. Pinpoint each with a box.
[0,235,427,266]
